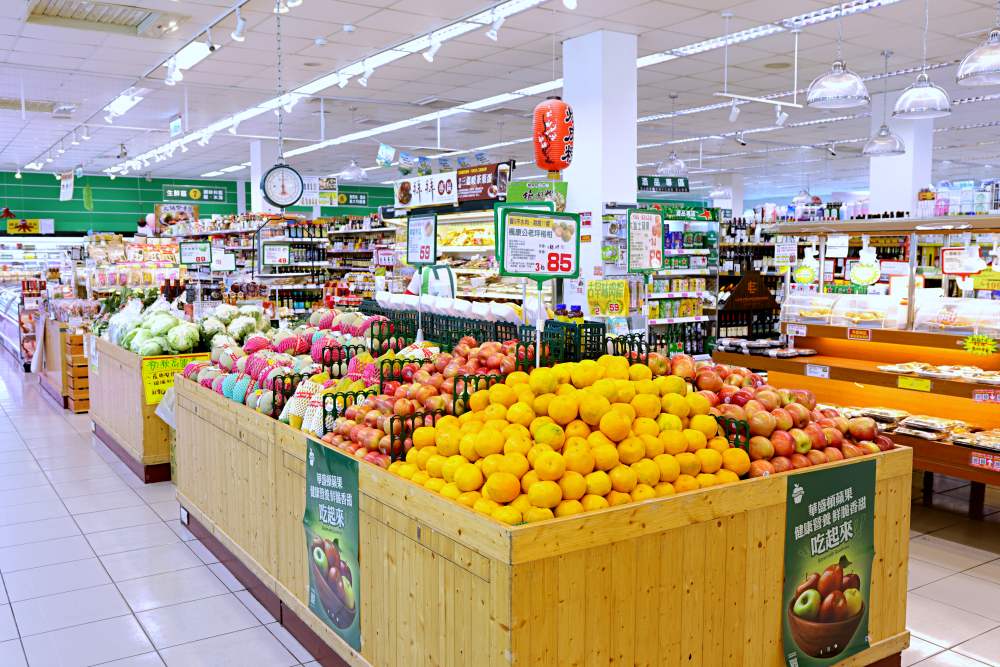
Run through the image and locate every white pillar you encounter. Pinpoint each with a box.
[868,92,933,215]
[236,181,247,214]
[249,140,280,214]
[562,30,638,309]
[710,173,744,215]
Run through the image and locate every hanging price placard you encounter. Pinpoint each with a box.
[626,209,663,273]
[406,213,437,266]
[178,241,211,266]
[587,280,630,316]
[498,208,580,286]
[774,237,798,267]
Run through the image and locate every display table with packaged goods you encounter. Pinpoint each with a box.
[721,216,1000,519]
[89,336,173,482]
[174,375,912,667]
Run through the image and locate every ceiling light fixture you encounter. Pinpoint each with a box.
[57,143,65,154]
[957,1,1000,85]
[103,88,145,122]
[228,120,239,135]
[81,126,90,141]
[864,50,906,157]
[109,173,116,180]
[806,5,869,108]
[562,0,577,9]
[231,8,247,42]
[423,40,441,63]
[287,0,303,8]
[45,154,53,163]
[656,93,687,177]
[728,101,740,123]
[486,16,505,41]
[71,132,80,146]
[337,76,349,88]
[340,159,368,182]
[775,105,789,126]
[274,0,289,14]
[14,169,21,180]
[165,57,182,86]
[894,0,951,118]
[358,63,374,87]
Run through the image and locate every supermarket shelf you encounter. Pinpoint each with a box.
[257,272,311,278]
[648,291,712,300]
[261,237,329,244]
[780,322,981,351]
[270,284,325,290]
[441,246,495,253]
[165,228,256,239]
[329,227,394,235]
[767,215,1000,236]
[328,266,370,272]
[653,268,712,277]
[712,351,999,400]
[329,249,375,254]
[648,316,713,325]
[457,291,521,301]
[663,248,711,256]
[452,267,496,275]
[222,245,255,251]
[893,432,1000,490]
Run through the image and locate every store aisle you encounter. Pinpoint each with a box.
[0,356,319,667]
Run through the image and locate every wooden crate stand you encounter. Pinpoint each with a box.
[175,377,912,667]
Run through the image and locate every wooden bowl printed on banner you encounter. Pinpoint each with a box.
[309,559,357,629]
[786,600,864,658]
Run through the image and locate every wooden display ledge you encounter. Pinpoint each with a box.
[893,433,1000,520]
[89,337,171,483]
[780,323,987,353]
[175,376,912,667]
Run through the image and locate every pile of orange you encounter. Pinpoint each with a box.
[388,358,752,524]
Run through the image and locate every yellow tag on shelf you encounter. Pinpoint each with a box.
[961,334,998,356]
[586,279,629,317]
[141,353,209,405]
[897,376,932,392]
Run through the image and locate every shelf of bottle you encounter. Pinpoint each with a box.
[328,227,394,235]
[257,272,311,278]
[164,228,258,239]
[663,248,711,256]
[778,322,982,351]
[441,246,495,253]
[328,249,375,254]
[269,284,326,290]
[261,237,329,244]
[647,291,712,300]
[648,316,713,325]
[652,268,713,277]
[221,246,256,251]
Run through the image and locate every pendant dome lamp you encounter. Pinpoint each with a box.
[894,0,951,119]
[340,159,367,182]
[656,93,687,178]
[806,7,869,109]
[957,0,1000,86]
[864,50,906,157]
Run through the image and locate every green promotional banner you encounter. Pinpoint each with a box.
[783,460,876,667]
[304,439,361,651]
[649,203,719,221]
[506,180,568,211]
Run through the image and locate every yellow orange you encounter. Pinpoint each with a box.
[675,452,701,477]
[591,378,619,402]
[526,444,553,467]
[505,370,529,386]
[454,463,484,492]
[473,430,504,458]
[673,474,699,493]
[532,393,556,417]
[488,383,518,408]
[511,494,532,513]
[436,429,461,457]
[659,430,688,456]
[564,448,595,475]
[657,413,683,432]
[640,433,664,458]
[565,419,591,440]
[528,368,558,395]
[492,506,522,525]
[609,464,638,493]
[585,470,612,496]
[425,454,446,479]
[662,393,690,418]
[521,470,540,494]
[683,428,707,452]
[689,414,719,439]
[415,447,437,470]
[411,471,430,486]
[527,480,562,508]
[708,436,731,453]
[555,499,584,517]
[439,482,461,500]
[631,483,656,502]
[570,363,600,388]
[685,392,711,416]
[456,491,481,507]
[506,402,535,427]
[631,459,661,486]
[654,481,676,497]
[412,426,435,449]
[503,423,530,440]
[468,390,490,413]
[500,452,530,479]
[721,448,751,477]
[630,394,660,420]
[606,490,632,506]
[632,417,659,437]
[587,430,614,449]
[715,469,740,484]
[634,379,658,396]
[529,415,555,436]
[579,392,611,426]
[436,415,459,431]
[613,381,636,404]
[387,461,404,475]
[581,494,610,511]
[523,507,554,523]
[535,422,566,451]
[405,447,419,465]
[599,412,630,442]
[662,375,688,396]
[482,403,507,422]
[617,437,645,465]
[696,473,718,488]
[653,454,680,483]
[480,453,505,477]
[558,471,587,501]
[628,363,653,381]
[424,477,446,493]
[694,448,722,474]
[564,436,589,454]
[591,444,620,471]
[442,455,466,483]
[534,451,566,481]
[396,462,417,479]
[473,497,500,515]
[503,436,531,456]
[483,472,520,503]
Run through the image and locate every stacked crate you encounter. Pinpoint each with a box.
[63,332,89,413]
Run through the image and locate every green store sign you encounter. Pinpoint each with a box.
[162,185,227,203]
[637,175,689,193]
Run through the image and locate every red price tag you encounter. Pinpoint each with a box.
[546,252,572,273]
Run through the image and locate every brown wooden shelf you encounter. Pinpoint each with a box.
[892,432,1000,488]
[780,323,976,352]
[767,215,1000,236]
[713,351,998,400]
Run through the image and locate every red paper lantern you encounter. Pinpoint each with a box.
[533,96,574,173]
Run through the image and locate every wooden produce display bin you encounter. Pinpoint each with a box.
[64,331,90,413]
[90,337,171,483]
[175,377,913,667]
[39,319,67,408]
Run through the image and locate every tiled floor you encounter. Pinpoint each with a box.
[0,358,998,665]
[0,357,319,666]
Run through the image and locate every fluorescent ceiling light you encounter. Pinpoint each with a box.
[201,170,225,177]
[174,41,213,70]
[562,0,577,8]
[14,169,21,179]
[220,165,246,173]
[103,88,145,119]
[287,0,303,8]
[81,127,90,141]
[775,106,789,126]
[274,0,289,14]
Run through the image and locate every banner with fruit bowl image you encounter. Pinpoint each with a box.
[783,459,875,667]
[304,439,361,651]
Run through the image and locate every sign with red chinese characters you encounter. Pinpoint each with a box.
[456,162,512,202]
[969,450,1000,472]
[394,173,457,209]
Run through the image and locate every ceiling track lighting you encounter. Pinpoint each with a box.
[70,132,79,146]
[864,50,906,157]
[358,64,374,87]
[775,105,789,127]
[337,76,349,88]
[228,121,239,135]
[287,0,303,7]
[562,0,577,9]
[486,16,505,41]
[57,144,65,155]
[274,0,289,15]
[728,101,740,123]
[958,0,1000,85]
[231,8,247,42]
[423,40,441,63]
[108,173,116,180]
[81,127,90,141]
[806,5,869,108]
[14,169,21,180]
[894,0,951,119]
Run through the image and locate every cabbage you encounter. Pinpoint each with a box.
[227,316,257,342]
[127,329,154,354]
[200,316,226,338]
[239,305,270,332]
[166,322,201,353]
[146,312,179,337]
[213,304,239,324]
[120,327,141,350]
[136,337,165,356]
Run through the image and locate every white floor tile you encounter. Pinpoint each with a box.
[187,539,219,564]
[11,583,129,636]
[100,542,203,582]
[904,636,946,666]
[45,464,119,484]
[54,474,133,499]
[915,650,994,666]
[159,626,297,667]
[147,499,180,522]
[0,471,49,491]
[0,534,95,572]
[0,498,68,527]
[63,489,144,515]
[75,505,162,534]
[0,449,36,463]
[101,653,167,666]
[265,621,314,662]
[135,593,259,649]
[967,558,1000,586]
[0,516,80,548]
[20,615,154,667]
[86,522,180,556]
[0,605,17,641]
[163,519,196,542]
[908,592,1000,648]
[0,638,26,667]
[133,482,177,504]
[915,574,1000,622]
[909,534,1000,571]
[117,565,230,613]
[235,590,276,624]
[0,461,41,478]
[0,485,58,508]
[208,562,246,592]
[35,450,110,471]
[2,557,111,602]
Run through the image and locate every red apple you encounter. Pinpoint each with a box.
[393,398,415,416]
[770,430,795,457]
[748,436,775,461]
[789,453,812,469]
[755,390,781,411]
[743,399,766,417]
[696,390,720,407]
[695,370,724,392]
[822,427,844,448]
[647,353,669,377]
[848,417,877,441]
[785,402,812,429]
[816,417,836,429]
[718,384,740,402]
[832,416,850,434]
[712,364,731,379]
[749,411,777,438]
[806,449,828,466]
[821,408,841,418]
[823,447,844,462]
[748,460,776,478]
[717,404,747,422]
[778,388,795,406]
[859,442,881,455]
[841,443,864,459]
[771,408,794,432]
[730,389,755,407]
[791,389,817,410]
[771,456,793,473]
[875,434,894,451]
[724,373,746,386]
[804,423,828,450]
[670,354,696,379]
[810,409,825,423]
[789,428,812,454]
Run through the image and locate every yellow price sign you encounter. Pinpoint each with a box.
[140,353,209,405]
[586,280,629,317]
[961,334,998,356]
[897,376,932,392]
[972,269,1000,291]
[7,219,39,234]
